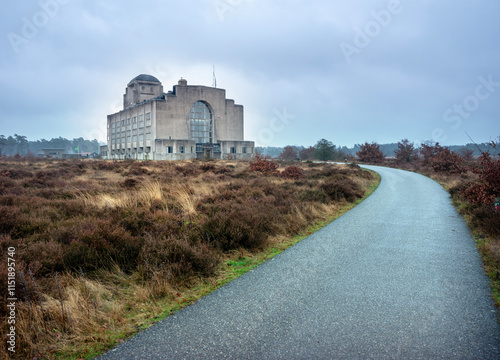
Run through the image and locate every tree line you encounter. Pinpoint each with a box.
[262,139,349,162]
[0,134,101,157]
[257,139,497,162]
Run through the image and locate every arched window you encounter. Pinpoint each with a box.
[189,101,213,143]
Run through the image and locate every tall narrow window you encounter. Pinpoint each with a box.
[189,101,213,144]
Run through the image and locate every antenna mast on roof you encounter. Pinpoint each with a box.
[213,62,217,88]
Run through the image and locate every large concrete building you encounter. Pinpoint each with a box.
[101,74,254,160]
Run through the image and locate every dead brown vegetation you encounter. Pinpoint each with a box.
[0,158,376,359]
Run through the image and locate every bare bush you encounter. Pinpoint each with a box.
[280,166,306,180]
[356,142,385,164]
[430,148,465,174]
[461,152,500,204]
[395,139,419,163]
[248,154,279,175]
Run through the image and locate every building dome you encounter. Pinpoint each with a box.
[128,74,161,85]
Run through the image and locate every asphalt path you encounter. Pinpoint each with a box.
[98,165,500,359]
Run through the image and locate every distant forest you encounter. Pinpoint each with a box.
[257,141,497,159]
[0,134,101,157]
[0,134,495,159]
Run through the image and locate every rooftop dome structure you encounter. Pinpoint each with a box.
[128,74,161,85]
[124,74,164,109]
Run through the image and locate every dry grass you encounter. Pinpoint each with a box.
[80,181,164,209]
[0,158,377,359]
[170,185,196,216]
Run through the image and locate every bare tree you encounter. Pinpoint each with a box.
[279,146,298,161]
[299,146,315,161]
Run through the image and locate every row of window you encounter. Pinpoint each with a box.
[229,147,248,153]
[111,127,151,136]
[111,133,152,142]
[111,123,151,133]
[111,147,151,155]
[111,146,188,156]
[165,146,187,154]
[111,121,149,132]
[110,145,251,154]
[109,113,151,128]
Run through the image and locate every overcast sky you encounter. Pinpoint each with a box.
[1,0,499,147]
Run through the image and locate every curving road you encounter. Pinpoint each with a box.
[98,166,500,359]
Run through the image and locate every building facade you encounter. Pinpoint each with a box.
[103,74,254,160]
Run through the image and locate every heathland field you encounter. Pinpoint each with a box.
[0,158,378,359]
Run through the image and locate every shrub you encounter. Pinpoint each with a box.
[199,179,294,251]
[21,240,65,276]
[97,161,121,171]
[175,163,200,176]
[356,142,385,164]
[308,165,358,180]
[214,165,233,175]
[420,142,443,165]
[139,234,218,280]
[460,148,475,162]
[0,168,33,179]
[299,147,315,161]
[128,166,149,176]
[200,163,216,172]
[248,155,279,175]
[280,166,306,180]
[320,177,364,202]
[122,178,139,188]
[295,189,329,203]
[469,204,500,237]
[62,219,141,273]
[0,177,16,195]
[461,152,500,204]
[0,205,23,236]
[430,148,465,174]
[279,146,298,161]
[202,204,271,251]
[395,139,419,163]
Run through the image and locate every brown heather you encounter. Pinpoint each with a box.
[0,158,376,359]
